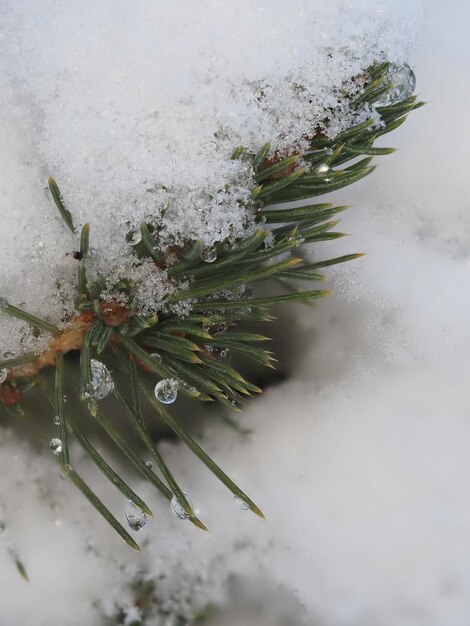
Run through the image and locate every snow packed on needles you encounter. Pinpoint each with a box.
[0,0,420,357]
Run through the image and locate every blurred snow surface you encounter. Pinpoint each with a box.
[2,1,470,625]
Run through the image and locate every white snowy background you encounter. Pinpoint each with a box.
[1,1,470,625]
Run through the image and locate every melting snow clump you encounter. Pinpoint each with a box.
[0,0,420,356]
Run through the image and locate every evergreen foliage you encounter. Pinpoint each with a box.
[0,62,422,548]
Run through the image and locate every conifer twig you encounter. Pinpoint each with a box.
[0,62,423,546]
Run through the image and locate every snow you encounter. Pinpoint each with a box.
[0,0,420,355]
[3,1,470,625]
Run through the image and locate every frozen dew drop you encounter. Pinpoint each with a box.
[0,297,9,310]
[220,347,230,360]
[49,438,63,455]
[201,246,217,263]
[150,352,162,363]
[90,359,114,400]
[170,491,194,520]
[53,415,60,426]
[154,378,178,404]
[0,369,7,384]
[234,495,250,511]
[125,227,142,247]
[3,351,15,358]
[125,500,147,531]
[316,164,330,174]
[375,63,416,106]
[145,460,153,470]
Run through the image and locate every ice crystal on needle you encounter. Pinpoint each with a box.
[0,0,421,355]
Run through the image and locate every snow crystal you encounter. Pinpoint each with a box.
[0,0,420,355]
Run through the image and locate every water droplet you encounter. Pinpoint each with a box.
[0,297,8,310]
[53,415,60,426]
[375,63,416,106]
[3,351,15,358]
[154,378,178,404]
[145,460,153,470]
[50,438,63,455]
[0,369,7,384]
[90,359,114,400]
[234,496,250,510]
[220,348,230,359]
[125,227,142,246]
[201,246,217,263]
[125,500,147,531]
[63,394,68,404]
[170,491,194,520]
[150,352,162,363]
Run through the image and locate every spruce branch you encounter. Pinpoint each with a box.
[0,61,423,546]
